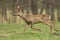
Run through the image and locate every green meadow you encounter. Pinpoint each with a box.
[0,22,60,40]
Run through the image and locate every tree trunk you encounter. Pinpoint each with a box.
[2,0,7,24]
[31,0,37,14]
[12,0,17,23]
[57,8,60,22]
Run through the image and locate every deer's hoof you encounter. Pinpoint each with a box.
[39,29,41,32]
[52,32,60,36]
[55,29,58,32]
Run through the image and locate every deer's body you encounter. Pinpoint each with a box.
[14,13,58,34]
[20,14,50,25]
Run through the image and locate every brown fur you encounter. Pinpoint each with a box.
[14,14,58,34]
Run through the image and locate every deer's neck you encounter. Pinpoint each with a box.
[18,14,26,20]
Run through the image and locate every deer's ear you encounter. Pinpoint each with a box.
[49,16,51,19]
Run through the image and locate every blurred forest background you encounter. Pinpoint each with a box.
[0,0,60,24]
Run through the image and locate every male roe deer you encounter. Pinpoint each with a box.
[13,13,58,34]
[13,5,58,34]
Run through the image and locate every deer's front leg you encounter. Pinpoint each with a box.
[24,25,28,33]
[30,23,41,32]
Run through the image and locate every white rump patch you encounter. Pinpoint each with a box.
[49,16,51,19]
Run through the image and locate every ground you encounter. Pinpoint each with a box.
[0,22,60,40]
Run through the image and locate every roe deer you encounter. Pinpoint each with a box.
[13,13,58,34]
[13,5,58,34]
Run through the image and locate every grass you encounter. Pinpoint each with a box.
[0,22,60,40]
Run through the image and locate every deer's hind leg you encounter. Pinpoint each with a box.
[50,21,58,31]
[49,21,58,34]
